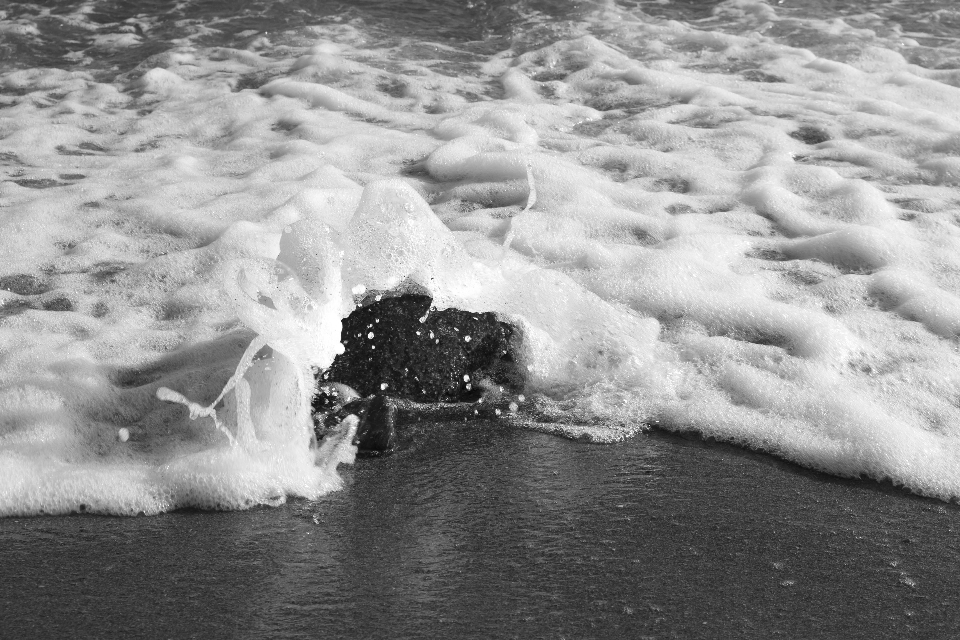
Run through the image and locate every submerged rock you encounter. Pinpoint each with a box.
[317,394,398,456]
[353,395,398,455]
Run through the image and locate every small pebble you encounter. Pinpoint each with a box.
[118,428,130,442]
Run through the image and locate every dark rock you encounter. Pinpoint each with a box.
[311,295,527,455]
[320,294,522,403]
[354,395,398,455]
[316,395,397,456]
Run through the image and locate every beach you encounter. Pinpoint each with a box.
[3,422,957,638]
[3,0,960,634]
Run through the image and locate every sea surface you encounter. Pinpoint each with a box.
[2,0,960,515]
[4,1,960,636]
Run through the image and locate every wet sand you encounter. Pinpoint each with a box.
[2,422,958,639]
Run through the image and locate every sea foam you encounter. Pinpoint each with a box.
[2,0,960,513]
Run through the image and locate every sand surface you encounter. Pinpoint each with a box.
[2,424,958,639]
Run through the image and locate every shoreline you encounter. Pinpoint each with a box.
[646,426,959,507]
[3,421,958,639]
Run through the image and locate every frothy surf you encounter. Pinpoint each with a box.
[2,0,960,514]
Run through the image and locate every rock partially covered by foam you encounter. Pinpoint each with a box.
[354,394,398,455]
[329,394,399,456]
[319,294,523,403]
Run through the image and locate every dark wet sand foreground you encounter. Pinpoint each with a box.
[2,422,958,639]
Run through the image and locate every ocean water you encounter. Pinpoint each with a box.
[2,0,960,515]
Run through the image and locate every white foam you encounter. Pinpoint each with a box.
[3,0,960,513]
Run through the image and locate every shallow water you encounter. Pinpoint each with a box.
[4,0,960,514]
[2,423,958,638]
